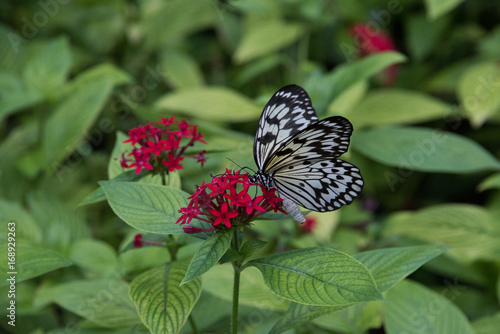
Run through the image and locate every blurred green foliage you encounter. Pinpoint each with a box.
[1,0,500,333]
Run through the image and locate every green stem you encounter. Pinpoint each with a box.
[231,228,242,334]
[161,170,167,186]
[231,263,241,334]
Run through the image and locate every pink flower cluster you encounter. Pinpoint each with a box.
[120,116,207,175]
[177,170,286,230]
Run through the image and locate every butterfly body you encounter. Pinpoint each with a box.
[249,85,364,218]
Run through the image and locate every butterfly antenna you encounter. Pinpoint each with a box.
[225,158,256,174]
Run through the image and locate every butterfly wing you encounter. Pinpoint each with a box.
[264,116,364,212]
[253,85,319,170]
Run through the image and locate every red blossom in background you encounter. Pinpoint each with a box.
[350,24,399,86]
[121,116,207,175]
[133,234,143,247]
[176,169,286,230]
[301,217,317,234]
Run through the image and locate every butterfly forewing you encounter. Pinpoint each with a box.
[262,117,353,172]
[254,85,318,169]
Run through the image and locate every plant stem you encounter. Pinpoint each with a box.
[231,263,241,334]
[231,228,242,334]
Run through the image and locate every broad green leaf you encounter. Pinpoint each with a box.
[160,48,204,88]
[346,89,451,128]
[351,126,500,173]
[99,181,187,234]
[240,239,268,261]
[141,0,217,50]
[326,80,367,116]
[384,204,500,263]
[386,280,474,334]
[354,245,448,292]
[406,14,449,62]
[315,52,406,112]
[458,61,500,128]
[203,264,289,311]
[78,170,143,207]
[478,27,500,60]
[119,246,170,274]
[0,244,72,287]
[39,279,140,328]
[108,131,130,179]
[478,173,500,192]
[69,63,131,91]
[182,231,232,284]
[155,87,260,122]
[70,239,119,278]
[472,312,500,334]
[0,199,40,243]
[314,301,384,333]
[26,192,90,255]
[43,76,113,168]
[234,19,303,63]
[129,262,202,334]
[22,37,71,99]
[0,71,42,118]
[249,247,382,306]
[424,0,465,19]
[269,303,350,334]
[235,55,286,85]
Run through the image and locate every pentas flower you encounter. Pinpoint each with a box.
[176,169,286,230]
[120,116,207,175]
[350,24,398,86]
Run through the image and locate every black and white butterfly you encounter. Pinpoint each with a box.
[249,85,364,223]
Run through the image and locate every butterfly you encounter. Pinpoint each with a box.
[249,85,364,223]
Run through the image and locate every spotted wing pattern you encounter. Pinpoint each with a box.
[253,85,318,170]
[263,117,364,211]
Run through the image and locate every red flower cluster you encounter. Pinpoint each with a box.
[120,116,207,174]
[176,169,286,230]
[350,24,398,86]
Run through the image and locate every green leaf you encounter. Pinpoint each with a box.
[99,181,188,234]
[313,301,384,333]
[240,239,268,261]
[141,0,217,50]
[129,262,202,334]
[384,204,500,263]
[70,239,119,277]
[0,199,40,243]
[269,303,350,334]
[458,61,500,128]
[0,244,72,287]
[155,87,260,122]
[182,231,232,284]
[386,280,474,334]
[478,173,500,192]
[351,126,500,173]
[234,19,303,63]
[354,245,448,292]
[406,14,449,62]
[78,170,143,207]
[0,72,42,119]
[22,37,71,99]
[160,48,204,88]
[108,131,130,179]
[202,264,290,311]
[38,279,140,328]
[472,312,500,334]
[346,89,451,128]
[249,247,382,306]
[329,52,405,98]
[69,63,131,90]
[424,0,465,19]
[43,76,113,168]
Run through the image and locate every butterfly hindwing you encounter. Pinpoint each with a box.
[254,85,318,170]
[273,159,364,212]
